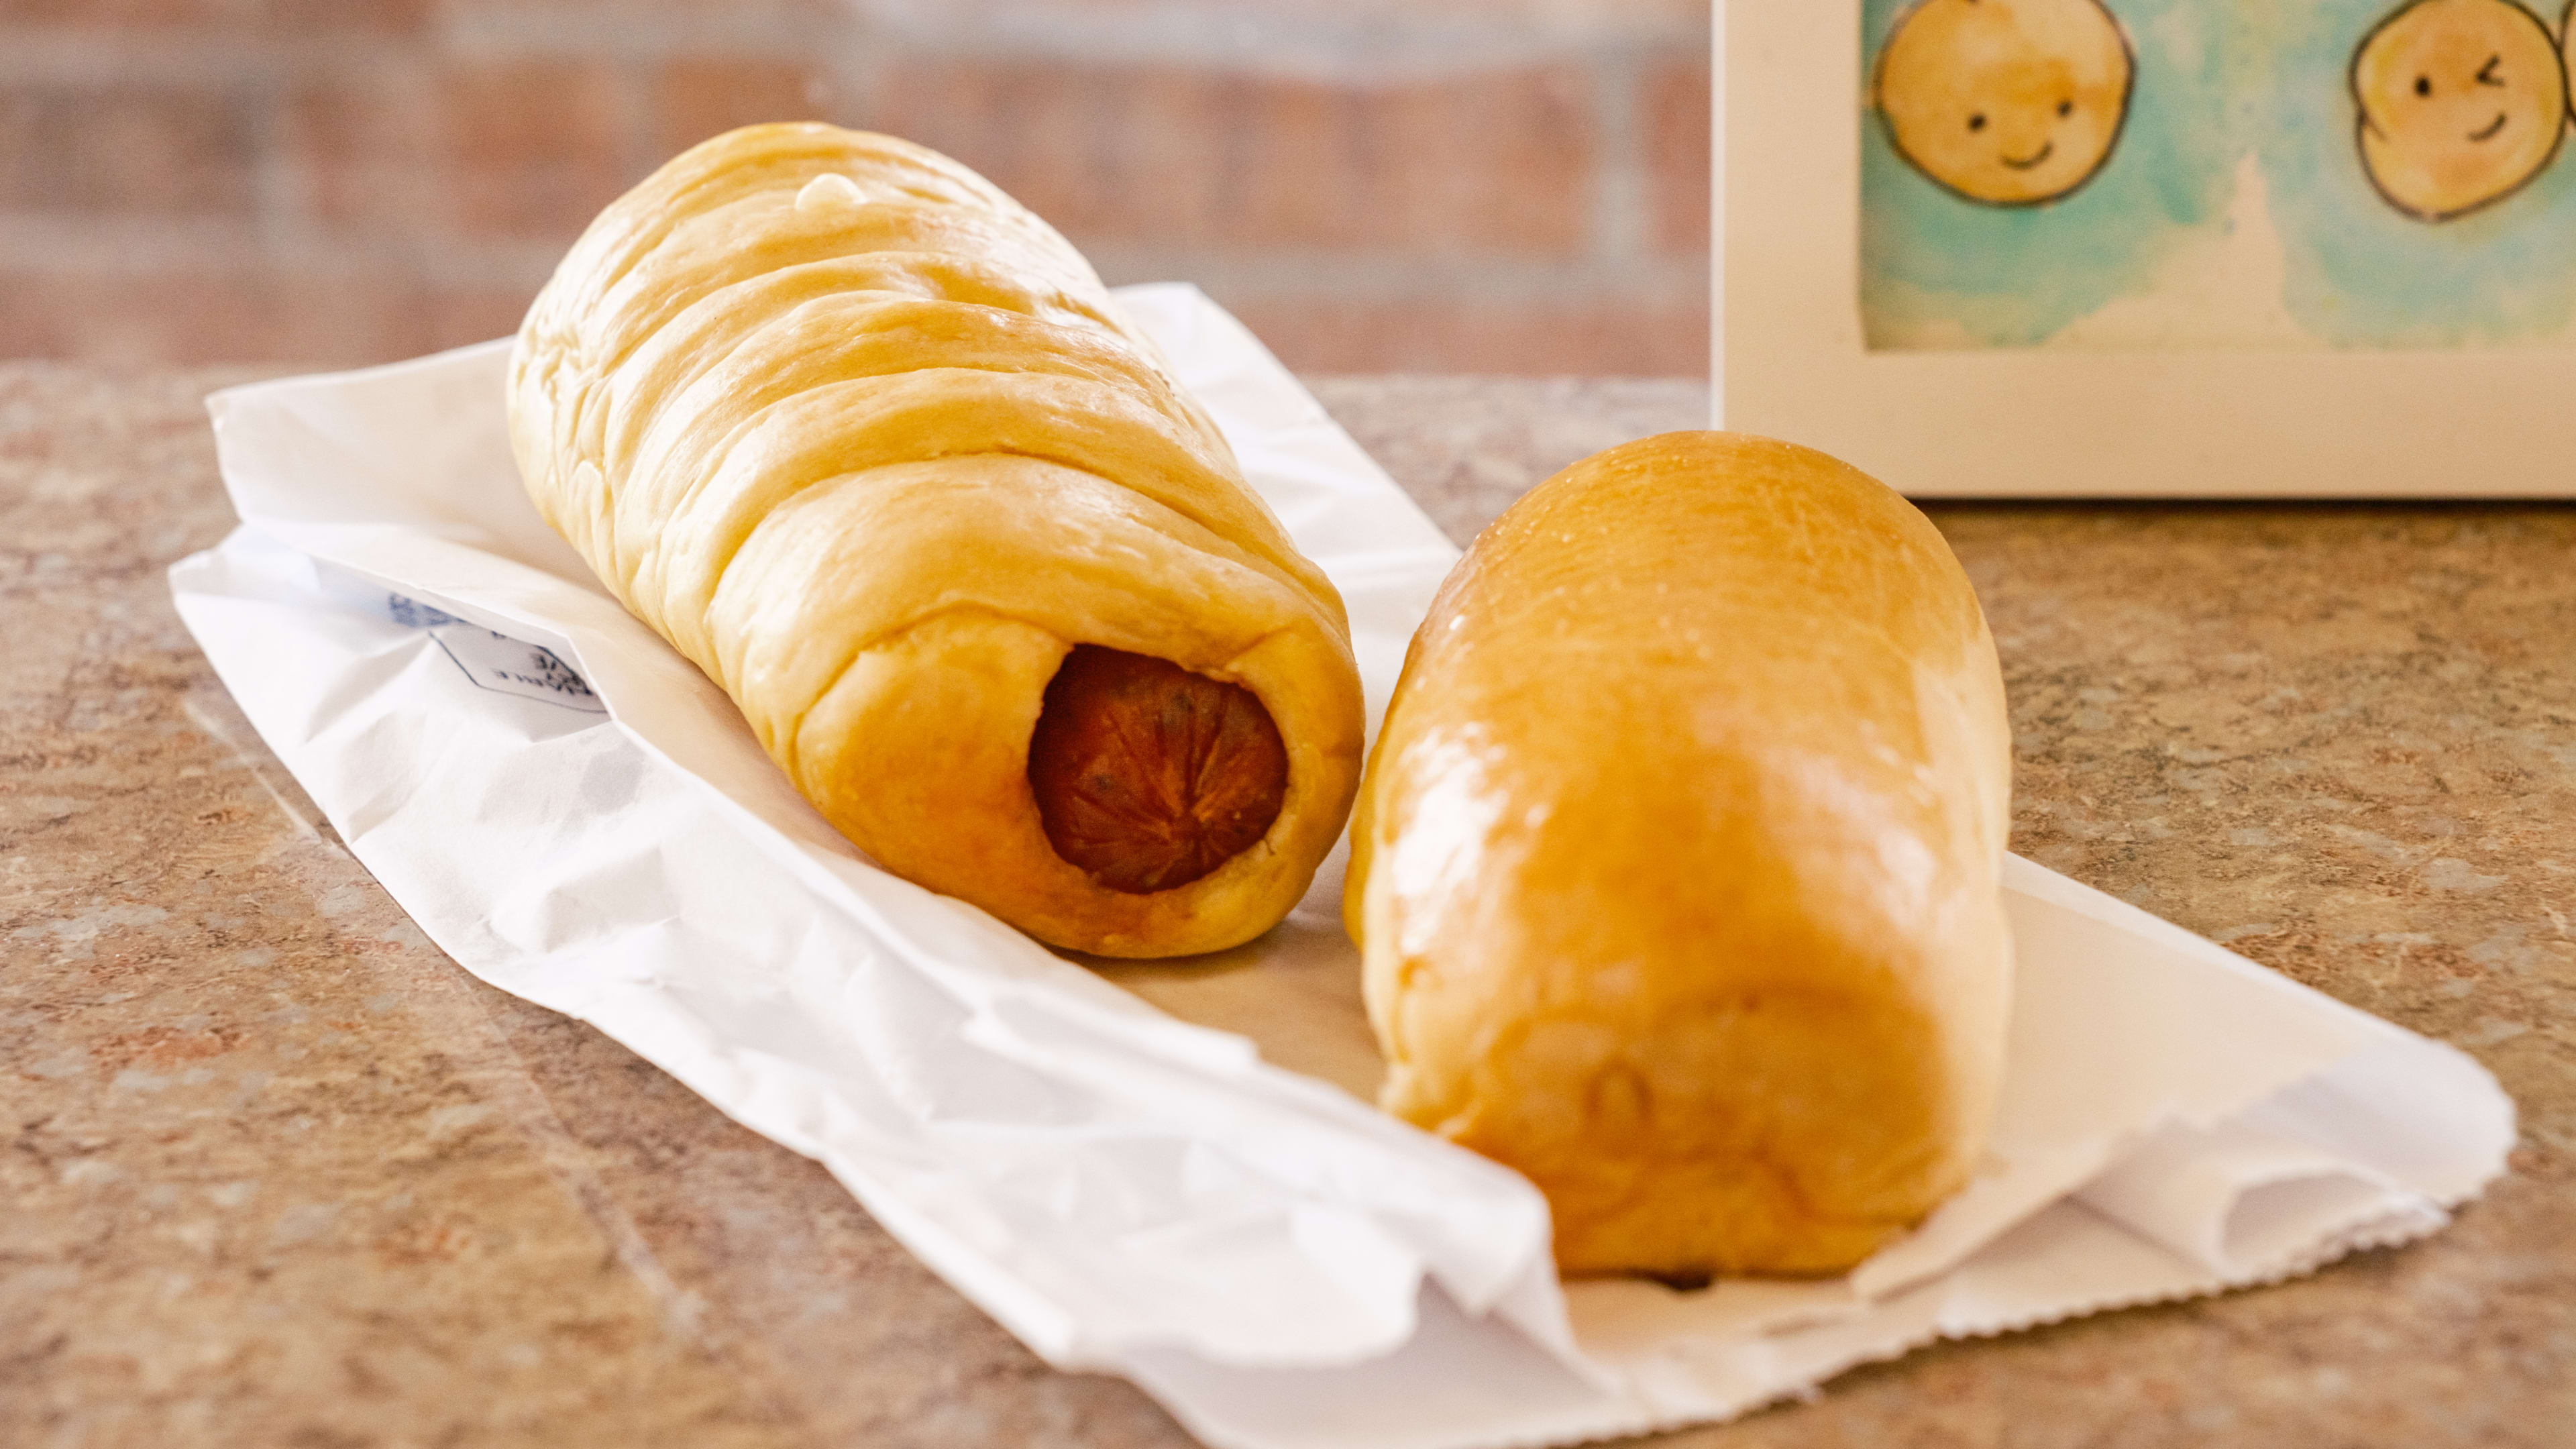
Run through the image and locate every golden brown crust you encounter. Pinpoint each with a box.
[1345,431,2013,1279]
[508,123,1363,957]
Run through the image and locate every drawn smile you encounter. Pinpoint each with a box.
[2467,112,2510,142]
[2000,141,2056,170]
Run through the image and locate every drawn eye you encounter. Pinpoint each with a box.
[2414,74,2432,97]
[1968,112,1987,131]
[2056,99,2073,117]
[2476,54,2505,87]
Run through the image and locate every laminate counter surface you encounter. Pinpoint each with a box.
[3,366,2568,1446]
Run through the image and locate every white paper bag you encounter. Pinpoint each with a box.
[171,284,2512,1449]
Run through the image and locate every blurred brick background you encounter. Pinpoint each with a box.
[0,0,1710,374]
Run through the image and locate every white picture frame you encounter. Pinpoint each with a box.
[1711,0,2576,498]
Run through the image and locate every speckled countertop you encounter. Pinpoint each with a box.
[4,366,2569,1447]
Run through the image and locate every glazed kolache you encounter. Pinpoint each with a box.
[1346,433,2015,1279]
[508,123,1364,958]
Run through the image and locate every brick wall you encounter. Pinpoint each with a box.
[0,0,1710,374]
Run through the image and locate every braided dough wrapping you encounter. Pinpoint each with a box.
[508,123,1364,958]
[1346,433,2013,1279]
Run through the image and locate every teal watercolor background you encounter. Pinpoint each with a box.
[1861,0,2576,349]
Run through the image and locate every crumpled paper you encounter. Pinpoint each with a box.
[170,284,2513,1449]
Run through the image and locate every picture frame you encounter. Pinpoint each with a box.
[1712,0,2576,497]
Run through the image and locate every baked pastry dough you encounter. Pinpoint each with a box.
[1346,433,2013,1279]
[508,123,1364,958]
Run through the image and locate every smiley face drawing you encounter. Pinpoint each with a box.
[2564,0,2576,124]
[1873,0,2137,207]
[2353,0,2567,221]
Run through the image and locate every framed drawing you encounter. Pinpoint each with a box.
[1713,0,2576,496]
